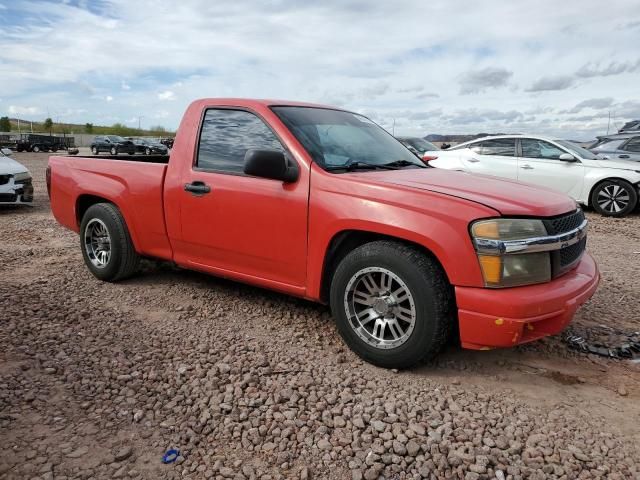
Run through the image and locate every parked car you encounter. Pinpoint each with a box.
[589,133,640,162]
[14,134,75,153]
[159,137,174,149]
[129,138,169,155]
[428,135,640,217]
[90,135,136,155]
[0,148,33,205]
[619,120,640,133]
[47,99,599,368]
[396,136,439,160]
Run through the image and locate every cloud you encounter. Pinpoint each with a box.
[459,67,513,94]
[563,97,614,114]
[526,75,575,92]
[8,105,40,115]
[121,81,130,90]
[105,95,113,102]
[158,90,175,101]
[576,59,640,78]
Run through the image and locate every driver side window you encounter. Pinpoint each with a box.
[521,139,565,160]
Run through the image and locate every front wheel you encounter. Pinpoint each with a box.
[330,241,454,369]
[591,180,637,217]
[32,145,41,153]
[145,147,151,155]
[110,146,118,155]
[91,146,98,155]
[80,203,140,281]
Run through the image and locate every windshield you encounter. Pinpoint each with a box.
[401,137,438,153]
[107,135,126,142]
[556,140,597,160]
[271,107,423,171]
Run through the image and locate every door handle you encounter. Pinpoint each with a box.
[467,158,480,163]
[618,154,630,159]
[520,164,534,170]
[184,181,211,195]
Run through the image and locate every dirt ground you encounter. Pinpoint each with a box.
[1,152,639,480]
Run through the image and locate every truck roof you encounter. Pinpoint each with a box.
[187,98,345,111]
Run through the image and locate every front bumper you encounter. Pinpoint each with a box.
[0,179,33,205]
[456,253,599,349]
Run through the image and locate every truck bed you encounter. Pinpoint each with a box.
[48,154,173,261]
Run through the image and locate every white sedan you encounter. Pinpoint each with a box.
[0,148,34,205]
[428,135,640,217]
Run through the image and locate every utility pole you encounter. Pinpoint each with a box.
[392,118,396,136]
[138,116,144,132]
[607,111,611,135]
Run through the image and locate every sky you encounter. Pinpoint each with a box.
[1,0,639,140]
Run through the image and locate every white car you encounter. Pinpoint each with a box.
[0,148,34,205]
[427,135,640,217]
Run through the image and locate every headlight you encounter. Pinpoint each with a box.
[13,171,32,183]
[471,218,551,288]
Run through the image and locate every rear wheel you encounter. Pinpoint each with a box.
[91,146,98,155]
[110,146,118,155]
[591,180,637,217]
[32,145,41,153]
[145,147,151,155]
[330,241,454,369]
[80,203,140,281]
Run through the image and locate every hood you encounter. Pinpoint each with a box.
[0,155,29,176]
[589,158,640,170]
[351,168,577,217]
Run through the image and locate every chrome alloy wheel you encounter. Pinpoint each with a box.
[84,218,111,268]
[344,267,417,350]
[598,184,630,214]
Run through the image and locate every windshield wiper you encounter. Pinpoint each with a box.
[325,161,399,172]
[381,159,426,168]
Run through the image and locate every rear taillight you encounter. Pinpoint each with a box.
[422,155,438,165]
[46,165,51,198]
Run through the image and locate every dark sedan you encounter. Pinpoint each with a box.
[130,138,169,155]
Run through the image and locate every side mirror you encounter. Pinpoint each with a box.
[104,139,110,143]
[244,149,299,183]
[559,153,577,162]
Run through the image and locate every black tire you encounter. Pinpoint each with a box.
[110,146,118,155]
[145,147,151,155]
[330,241,454,369]
[590,179,637,217]
[80,203,140,281]
[32,145,40,153]
[91,146,98,155]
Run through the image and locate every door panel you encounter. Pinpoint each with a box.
[517,138,584,197]
[175,108,309,288]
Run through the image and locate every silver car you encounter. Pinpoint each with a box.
[0,148,34,205]
[589,134,640,162]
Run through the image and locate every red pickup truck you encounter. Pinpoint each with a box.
[48,98,599,368]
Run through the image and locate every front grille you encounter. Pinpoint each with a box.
[0,193,17,202]
[543,208,585,235]
[545,209,587,277]
[560,237,586,267]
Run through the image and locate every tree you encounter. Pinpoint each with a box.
[43,117,53,134]
[149,125,167,133]
[84,123,94,133]
[0,116,10,132]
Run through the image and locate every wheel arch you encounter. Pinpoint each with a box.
[75,194,142,252]
[318,229,452,304]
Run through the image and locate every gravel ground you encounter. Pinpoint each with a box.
[1,152,639,480]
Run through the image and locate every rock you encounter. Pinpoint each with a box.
[300,466,310,479]
[66,446,89,458]
[392,440,407,456]
[371,420,386,433]
[406,440,420,457]
[317,439,332,451]
[114,445,133,462]
[618,386,628,396]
